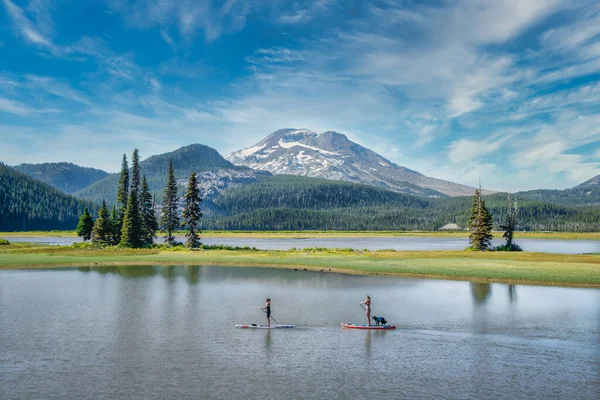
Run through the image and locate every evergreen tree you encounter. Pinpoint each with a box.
[161,160,180,245]
[76,207,94,241]
[468,188,493,251]
[115,154,129,242]
[131,149,141,196]
[498,193,522,251]
[92,200,112,245]
[140,175,158,246]
[119,188,144,248]
[181,172,202,248]
[109,205,120,245]
[119,150,144,248]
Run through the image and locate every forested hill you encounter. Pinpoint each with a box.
[0,163,96,231]
[75,144,242,205]
[516,186,600,207]
[203,175,600,231]
[14,162,108,193]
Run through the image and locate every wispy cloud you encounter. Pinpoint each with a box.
[0,96,58,115]
[277,0,334,24]
[2,0,55,51]
[107,0,258,43]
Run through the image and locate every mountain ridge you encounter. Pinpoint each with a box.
[75,144,268,205]
[14,162,109,193]
[226,129,489,197]
[575,174,600,188]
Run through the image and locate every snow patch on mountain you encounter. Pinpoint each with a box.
[278,139,340,156]
[239,144,266,157]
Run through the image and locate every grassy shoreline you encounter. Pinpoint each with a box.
[1,244,599,288]
[1,230,600,240]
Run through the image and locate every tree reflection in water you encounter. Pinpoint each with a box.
[470,282,492,305]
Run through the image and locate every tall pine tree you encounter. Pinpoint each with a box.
[119,150,144,248]
[76,207,94,241]
[131,149,141,196]
[115,154,129,243]
[468,188,493,251]
[92,200,112,245]
[140,175,158,246]
[161,160,179,245]
[181,172,202,248]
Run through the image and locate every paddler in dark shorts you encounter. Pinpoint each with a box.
[261,298,271,327]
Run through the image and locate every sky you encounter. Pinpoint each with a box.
[0,0,599,191]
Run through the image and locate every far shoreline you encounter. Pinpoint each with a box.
[1,230,600,240]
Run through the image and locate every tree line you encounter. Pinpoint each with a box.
[76,150,202,248]
[202,176,600,232]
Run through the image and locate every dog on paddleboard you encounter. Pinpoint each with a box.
[372,316,387,326]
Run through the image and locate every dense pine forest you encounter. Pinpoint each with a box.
[0,163,96,231]
[203,175,600,231]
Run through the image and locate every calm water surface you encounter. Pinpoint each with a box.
[1,266,598,399]
[5,235,600,253]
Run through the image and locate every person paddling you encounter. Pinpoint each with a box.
[261,298,272,327]
[359,295,371,326]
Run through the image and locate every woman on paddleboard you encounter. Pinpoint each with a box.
[359,295,371,326]
[261,298,271,327]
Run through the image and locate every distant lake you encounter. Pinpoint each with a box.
[1,266,598,399]
[5,235,600,254]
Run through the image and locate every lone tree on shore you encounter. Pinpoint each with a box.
[120,149,144,248]
[161,160,180,245]
[92,200,112,245]
[140,175,158,246]
[76,207,94,241]
[181,172,202,248]
[498,192,522,251]
[468,187,493,251]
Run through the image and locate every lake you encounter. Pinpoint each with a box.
[1,266,598,399]
[4,235,600,253]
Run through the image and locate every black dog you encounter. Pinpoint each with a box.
[372,316,387,326]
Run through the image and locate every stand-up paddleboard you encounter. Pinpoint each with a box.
[341,323,396,330]
[235,324,295,329]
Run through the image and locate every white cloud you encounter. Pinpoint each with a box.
[448,134,513,164]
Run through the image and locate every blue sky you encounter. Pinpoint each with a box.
[0,0,599,191]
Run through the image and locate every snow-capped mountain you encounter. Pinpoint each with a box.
[226,128,484,197]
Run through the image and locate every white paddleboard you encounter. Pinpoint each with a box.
[235,324,295,329]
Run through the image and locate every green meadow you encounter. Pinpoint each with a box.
[1,243,598,288]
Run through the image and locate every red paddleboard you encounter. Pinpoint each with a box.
[341,323,396,330]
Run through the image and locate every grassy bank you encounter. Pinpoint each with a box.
[1,230,600,240]
[1,244,599,288]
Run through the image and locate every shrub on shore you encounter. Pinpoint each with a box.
[494,243,523,252]
[0,238,10,245]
